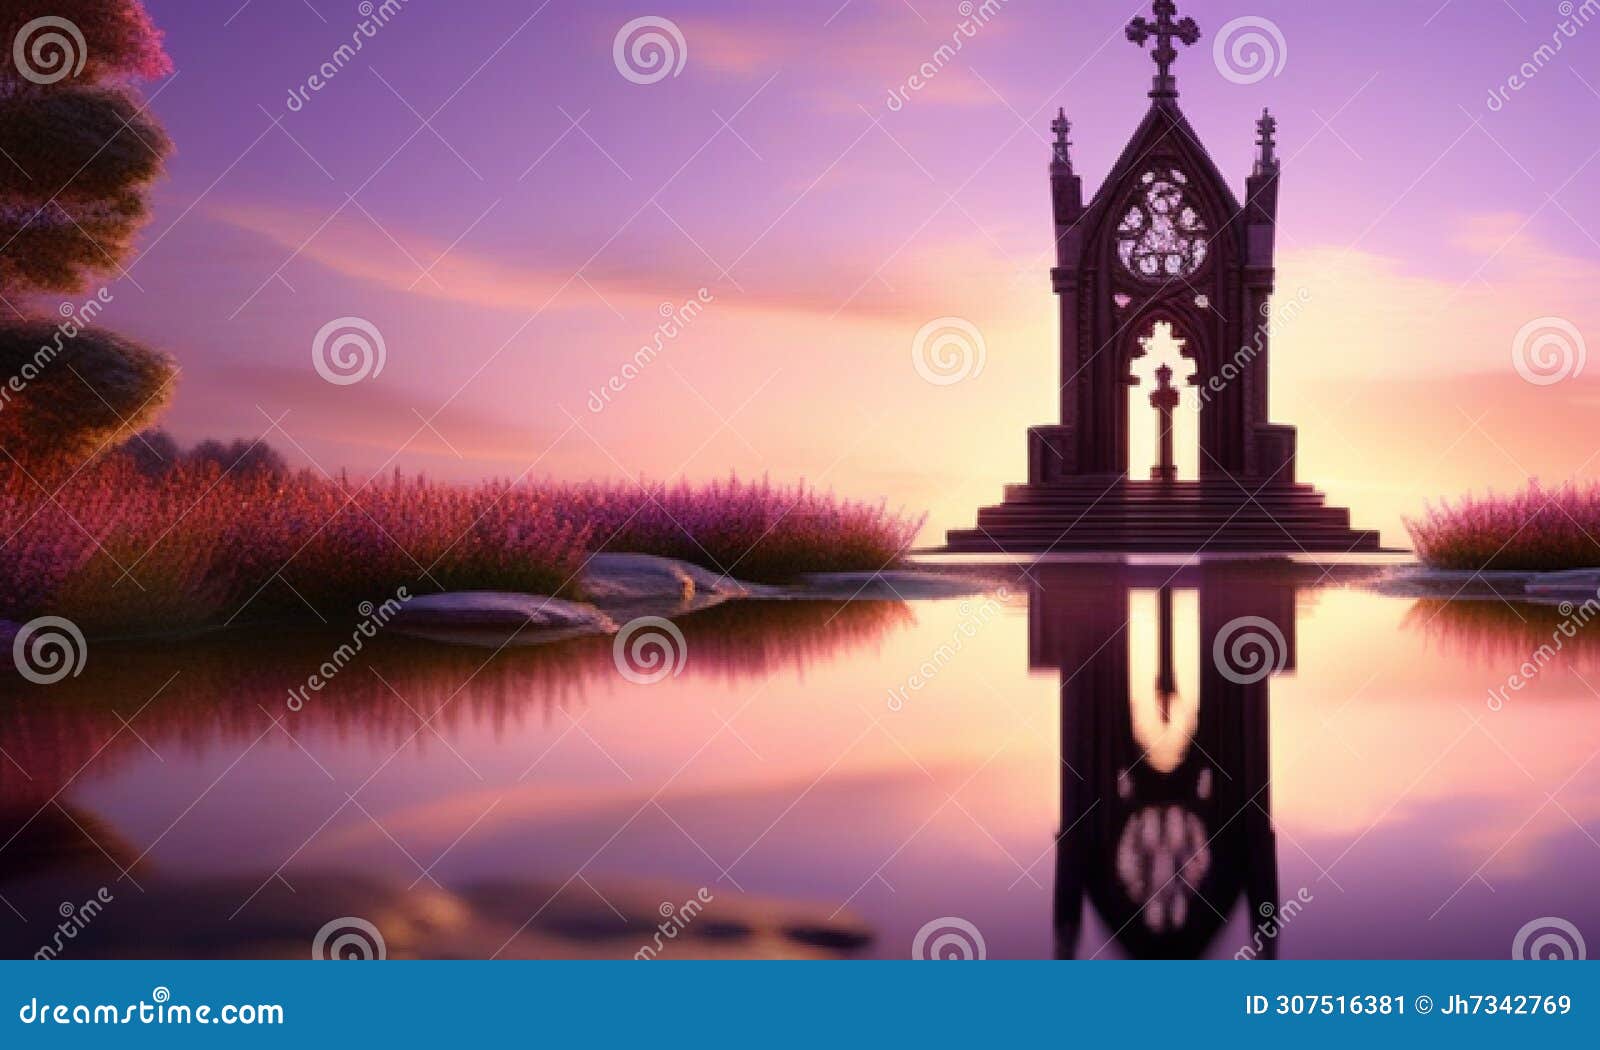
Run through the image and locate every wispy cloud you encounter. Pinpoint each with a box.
[676,3,1017,111]
[1274,217,1599,381]
[206,199,1030,325]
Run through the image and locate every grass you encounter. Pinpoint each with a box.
[1406,481,1600,571]
[0,457,923,632]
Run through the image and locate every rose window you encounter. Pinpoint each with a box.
[1116,167,1210,281]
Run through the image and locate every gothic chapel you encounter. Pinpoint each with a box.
[946,1,1381,553]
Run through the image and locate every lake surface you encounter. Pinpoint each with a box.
[3,559,1597,960]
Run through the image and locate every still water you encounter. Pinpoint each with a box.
[3,560,1597,959]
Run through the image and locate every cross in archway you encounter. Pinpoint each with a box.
[1126,1,1201,99]
[1148,364,1182,483]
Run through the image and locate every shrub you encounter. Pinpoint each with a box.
[0,459,922,632]
[552,476,924,582]
[1406,481,1600,571]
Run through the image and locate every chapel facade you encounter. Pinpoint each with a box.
[946,1,1382,554]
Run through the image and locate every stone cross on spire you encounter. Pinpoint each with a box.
[1254,108,1279,175]
[1125,0,1201,100]
[1050,108,1073,168]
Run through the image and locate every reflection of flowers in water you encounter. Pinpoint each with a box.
[1115,805,1211,933]
[0,600,918,807]
[1404,597,1600,670]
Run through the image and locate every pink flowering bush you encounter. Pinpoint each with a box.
[0,459,922,632]
[548,477,923,583]
[1406,481,1600,571]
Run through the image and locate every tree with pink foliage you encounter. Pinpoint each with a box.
[0,0,176,470]
[0,0,171,86]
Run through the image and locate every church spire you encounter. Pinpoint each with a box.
[1050,107,1073,170]
[1254,108,1279,176]
[1125,0,1201,101]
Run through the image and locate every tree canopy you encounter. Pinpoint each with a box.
[1,2,173,296]
[0,320,175,465]
[0,1,170,88]
[0,1,177,467]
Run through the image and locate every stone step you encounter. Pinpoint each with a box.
[1001,487,1333,505]
[944,529,1384,553]
[975,506,1354,522]
[978,501,1349,515]
[952,524,1375,540]
[947,478,1383,554]
[971,523,1359,538]
[1006,478,1320,491]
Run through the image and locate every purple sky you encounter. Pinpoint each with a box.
[98,0,1600,540]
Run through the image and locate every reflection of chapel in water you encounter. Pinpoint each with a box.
[1032,563,1310,959]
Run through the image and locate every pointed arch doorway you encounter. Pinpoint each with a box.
[1128,319,1198,482]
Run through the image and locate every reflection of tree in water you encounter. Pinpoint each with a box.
[1403,597,1600,669]
[0,807,138,888]
[0,598,911,958]
[0,600,912,868]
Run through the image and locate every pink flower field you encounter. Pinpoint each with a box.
[0,458,923,633]
[1406,481,1600,571]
